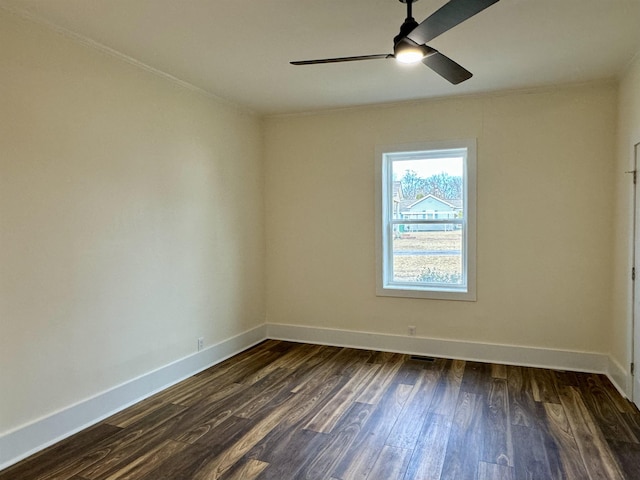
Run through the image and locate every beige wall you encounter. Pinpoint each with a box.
[0,10,265,434]
[612,53,640,383]
[265,84,617,355]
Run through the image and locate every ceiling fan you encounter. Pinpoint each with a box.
[290,0,500,85]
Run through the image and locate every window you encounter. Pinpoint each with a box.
[375,139,476,301]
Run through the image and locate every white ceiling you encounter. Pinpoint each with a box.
[2,0,640,115]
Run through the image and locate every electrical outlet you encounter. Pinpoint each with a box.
[408,326,416,336]
[197,337,204,351]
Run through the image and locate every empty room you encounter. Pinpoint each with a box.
[2,0,640,478]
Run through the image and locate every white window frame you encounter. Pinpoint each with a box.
[375,139,477,301]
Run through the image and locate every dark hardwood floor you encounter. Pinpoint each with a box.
[2,340,640,480]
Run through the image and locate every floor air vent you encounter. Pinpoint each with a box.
[410,355,436,362]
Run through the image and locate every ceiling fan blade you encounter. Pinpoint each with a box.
[422,51,472,84]
[408,0,499,45]
[290,54,391,65]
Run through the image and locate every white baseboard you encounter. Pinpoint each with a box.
[267,322,613,376]
[2,321,632,471]
[607,356,630,398]
[0,324,267,471]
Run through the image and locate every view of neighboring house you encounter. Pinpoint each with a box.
[392,181,461,232]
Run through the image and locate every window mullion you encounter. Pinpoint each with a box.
[390,219,464,225]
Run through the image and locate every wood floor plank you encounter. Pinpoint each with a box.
[288,346,344,394]
[332,383,413,480]
[178,380,246,413]
[511,423,555,480]
[594,375,638,415]
[289,342,339,368]
[171,350,284,405]
[135,443,212,480]
[300,402,374,480]
[440,391,484,480]
[404,359,464,480]
[366,445,412,480]
[558,386,626,480]
[481,378,513,467]
[191,414,254,454]
[191,372,344,479]
[167,374,248,408]
[247,429,330,480]
[304,362,379,433]
[536,406,566,480]
[3,343,638,480]
[608,440,640,479]
[242,376,346,469]
[428,359,465,417]
[491,363,508,379]
[102,439,188,480]
[542,402,589,480]
[459,361,492,395]
[52,403,187,480]
[103,395,167,428]
[261,340,296,353]
[37,448,110,480]
[219,459,269,480]
[385,366,442,450]
[230,368,297,419]
[530,367,560,404]
[403,413,453,480]
[507,365,537,427]
[355,352,404,404]
[142,349,272,408]
[393,358,426,385]
[318,346,374,377]
[170,395,253,444]
[553,369,581,388]
[0,424,122,480]
[625,409,640,439]
[477,462,515,480]
[367,350,397,364]
[240,343,323,385]
[576,373,639,443]
[511,386,564,479]
[171,368,300,445]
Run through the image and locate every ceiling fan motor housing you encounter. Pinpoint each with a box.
[394,14,436,60]
[394,17,419,46]
[393,0,434,58]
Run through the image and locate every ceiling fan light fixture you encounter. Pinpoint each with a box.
[395,46,424,64]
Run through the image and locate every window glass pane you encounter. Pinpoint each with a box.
[391,157,464,221]
[391,226,463,285]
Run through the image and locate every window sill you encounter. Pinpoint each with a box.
[376,284,476,301]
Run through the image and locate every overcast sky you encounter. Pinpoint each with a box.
[392,157,463,179]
